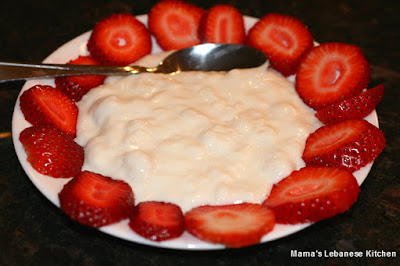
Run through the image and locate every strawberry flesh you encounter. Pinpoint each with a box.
[19,85,78,137]
[316,84,384,124]
[129,201,184,241]
[19,125,84,178]
[55,56,106,102]
[302,119,386,172]
[295,42,371,110]
[263,166,360,224]
[17,5,387,244]
[199,5,245,44]
[184,203,275,248]
[87,13,152,66]
[246,13,314,76]
[148,0,204,50]
[59,171,135,228]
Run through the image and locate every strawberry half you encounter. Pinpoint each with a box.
[316,84,384,124]
[19,125,84,178]
[184,203,275,248]
[295,42,371,110]
[129,201,184,241]
[246,13,314,76]
[263,166,360,224]
[87,13,152,66]
[199,5,245,44]
[148,0,204,50]
[55,56,106,102]
[59,171,135,228]
[302,119,386,172]
[19,85,78,137]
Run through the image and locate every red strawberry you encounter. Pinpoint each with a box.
[87,13,152,66]
[129,201,184,241]
[59,171,135,228]
[148,0,204,50]
[263,166,360,224]
[19,125,84,178]
[199,5,245,44]
[184,203,275,248]
[302,119,386,172]
[19,85,78,137]
[246,13,314,76]
[55,56,106,102]
[316,84,384,124]
[295,42,371,110]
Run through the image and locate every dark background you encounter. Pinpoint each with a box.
[0,1,399,265]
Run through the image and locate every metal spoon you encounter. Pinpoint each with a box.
[0,43,267,82]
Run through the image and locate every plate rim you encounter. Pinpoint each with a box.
[11,14,379,251]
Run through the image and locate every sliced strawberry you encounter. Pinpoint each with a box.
[87,13,152,66]
[263,166,360,224]
[302,119,386,172]
[19,125,84,178]
[55,56,106,102]
[199,5,245,44]
[59,171,135,228]
[295,42,371,110]
[184,203,275,248]
[316,84,384,124]
[148,0,204,50]
[19,85,78,137]
[128,201,184,241]
[246,13,314,76]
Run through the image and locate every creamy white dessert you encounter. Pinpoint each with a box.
[75,52,321,212]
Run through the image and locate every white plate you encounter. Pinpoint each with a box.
[11,14,379,250]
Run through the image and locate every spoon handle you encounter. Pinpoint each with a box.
[0,61,150,82]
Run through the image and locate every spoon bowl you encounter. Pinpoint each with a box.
[0,43,267,82]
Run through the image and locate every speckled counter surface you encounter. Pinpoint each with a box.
[0,1,399,265]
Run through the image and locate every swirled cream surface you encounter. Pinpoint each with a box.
[75,53,321,212]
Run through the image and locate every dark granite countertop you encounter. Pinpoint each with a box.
[0,1,399,265]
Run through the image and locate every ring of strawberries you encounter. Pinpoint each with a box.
[17,0,385,248]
